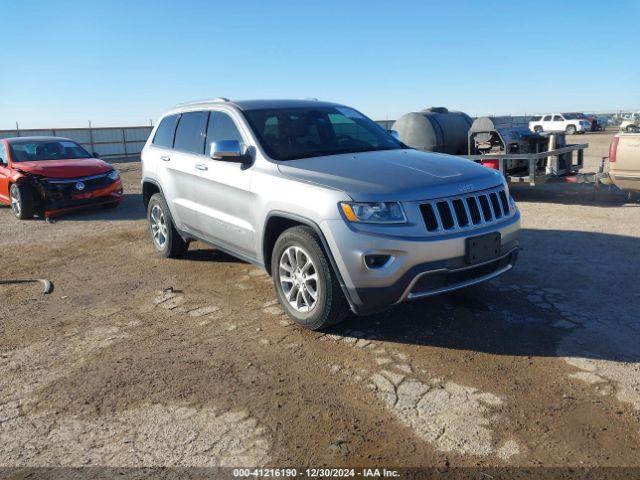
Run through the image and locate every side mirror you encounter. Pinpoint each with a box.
[210,140,250,162]
[388,129,400,140]
[92,151,100,158]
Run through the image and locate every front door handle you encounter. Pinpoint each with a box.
[195,164,208,171]
[160,155,170,162]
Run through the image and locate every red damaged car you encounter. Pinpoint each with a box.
[0,137,123,219]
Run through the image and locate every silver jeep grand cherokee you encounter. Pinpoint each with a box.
[141,99,520,329]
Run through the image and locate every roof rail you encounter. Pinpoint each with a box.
[175,97,230,107]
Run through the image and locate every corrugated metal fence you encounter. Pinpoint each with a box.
[0,126,153,162]
[0,121,397,162]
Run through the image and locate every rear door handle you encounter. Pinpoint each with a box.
[160,155,170,162]
[195,164,208,171]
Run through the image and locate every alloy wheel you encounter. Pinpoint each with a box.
[279,246,319,313]
[150,204,168,249]
[10,188,20,217]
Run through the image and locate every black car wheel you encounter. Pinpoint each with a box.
[272,226,349,330]
[147,193,188,258]
[9,183,35,220]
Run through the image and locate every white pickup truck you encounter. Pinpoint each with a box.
[529,113,592,135]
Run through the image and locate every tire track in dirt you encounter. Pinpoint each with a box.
[0,319,271,466]
[147,266,523,462]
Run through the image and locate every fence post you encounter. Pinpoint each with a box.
[88,120,95,155]
[122,128,128,158]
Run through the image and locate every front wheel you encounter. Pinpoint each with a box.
[10,183,35,220]
[271,226,349,330]
[147,193,188,258]
[534,126,543,133]
[627,125,639,133]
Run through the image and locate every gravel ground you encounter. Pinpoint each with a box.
[1,131,639,470]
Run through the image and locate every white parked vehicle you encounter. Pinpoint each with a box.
[620,112,640,133]
[529,113,591,135]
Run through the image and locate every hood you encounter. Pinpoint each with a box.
[13,158,113,179]
[277,149,504,201]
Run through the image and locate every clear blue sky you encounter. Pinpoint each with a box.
[1,0,638,129]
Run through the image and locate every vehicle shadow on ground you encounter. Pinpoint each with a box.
[329,228,640,363]
[49,193,145,222]
[511,183,640,207]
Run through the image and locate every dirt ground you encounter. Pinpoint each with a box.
[1,131,639,472]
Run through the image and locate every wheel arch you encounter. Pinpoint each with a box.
[262,211,358,313]
[142,178,162,209]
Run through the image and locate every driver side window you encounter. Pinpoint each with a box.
[0,143,7,165]
[206,112,244,155]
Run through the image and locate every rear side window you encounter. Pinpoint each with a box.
[0,143,7,164]
[553,115,563,121]
[174,111,209,154]
[206,112,244,154]
[153,114,180,148]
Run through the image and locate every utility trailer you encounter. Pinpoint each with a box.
[462,144,590,186]
[462,116,593,186]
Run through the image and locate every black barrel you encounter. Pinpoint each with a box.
[392,107,473,155]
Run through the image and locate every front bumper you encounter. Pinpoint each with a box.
[321,210,520,315]
[35,177,124,218]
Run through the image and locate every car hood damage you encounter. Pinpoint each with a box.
[12,158,112,179]
[277,149,504,201]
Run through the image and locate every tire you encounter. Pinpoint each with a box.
[271,226,349,330]
[627,125,639,133]
[9,183,35,220]
[534,126,543,133]
[565,125,577,135]
[147,193,188,258]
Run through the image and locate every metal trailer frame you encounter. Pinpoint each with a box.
[462,143,588,186]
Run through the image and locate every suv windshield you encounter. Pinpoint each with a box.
[242,106,404,161]
[9,140,91,162]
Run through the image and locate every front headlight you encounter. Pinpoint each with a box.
[339,201,407,224]
[107,170,120,181]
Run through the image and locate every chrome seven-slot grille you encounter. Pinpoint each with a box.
[419,186,511,233]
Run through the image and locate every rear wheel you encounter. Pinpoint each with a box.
[147,193,188,258]
[534,126,543,133]
[566,125,577,135]
[626,125,639,133]
[271,226,349,330]
[9,183,35,220]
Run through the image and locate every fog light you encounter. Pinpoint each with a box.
[364,254,391,269]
